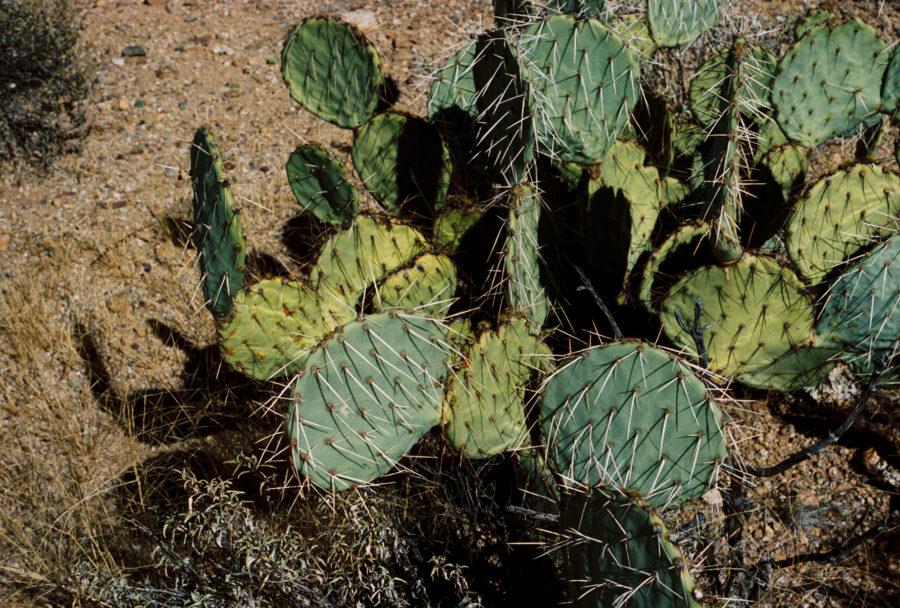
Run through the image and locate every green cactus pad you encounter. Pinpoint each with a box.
[285,144,358,227]
[736,345,838,391]
[760,144,808,203]
[689,43,775,128]
[376,253,457,317]
[218,279,355,381]
[772,19,889,147]
[352,112,452,216]
[281,16,382,128]
[647,0,721,47]
[444,318,550,458]
[816,233,900,382]
[661,254,815,379]
[638,220,708,314]
[518,15,639,165]
[190,126,246,320]
[882,45,900,115]
[560,490,700,608]
[541,342,726,509]
[311,216,427,308]
[506,184,549,330]
[287,312,449,490]
[544,0,609,19]
[433,203,485,252]
[786,165,900,285]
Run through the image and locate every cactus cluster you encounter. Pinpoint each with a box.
[183,3,900,604]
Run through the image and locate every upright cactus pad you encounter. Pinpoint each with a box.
[376,253,457,317]
[285,144,358,227]
[352,112,452,216]
[281,16,382,128]
[444,319,549,458]
[661,255,815,382]
[506,184,549,329]
[772,19,889,147]
[560,490,700,608]
[786,165,900,285]
[816,233,900,382]
[287,312,449,490]
[311,216,426,307]
[647,0,721,47]
[190,126,246,320]
[518,15,639,165]
[218,279,355,381]
[541,342,726,509]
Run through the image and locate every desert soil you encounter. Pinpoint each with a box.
[0,0,899,606]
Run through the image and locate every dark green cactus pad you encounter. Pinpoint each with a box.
[816,233,900,383]
[786,165,900,285]
[518,15,638,165]
[541,342,726,509]
[882,45,900,115]
[286,312,449,490]
[285,144,358,227]
[638,220,708,314]
[190,126,246,320]
[281,16,382,128]
[445,318,550,458]
[560,490,700,608]
[352,112,452,216]
[544,0,608,19]
[433,203,485,252]
[772,19,889,147]
[427,32,534,184]
[647,0,721,47]
[689,43,775,128]
[506,184,548,330]
[218,279,355,381]
[661,255,816,380]
[311,216,426,307]
[377,253,457,317]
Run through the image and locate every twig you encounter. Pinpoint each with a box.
[673,297,717,370]
[573,265,623,341]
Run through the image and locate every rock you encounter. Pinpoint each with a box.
[108,293,130,313]
[0,234,9,252]
[212,45,233,55]
[111,57,125,67]
[117,97,130,111]
[339,9,378,34]
[122,45,147,57]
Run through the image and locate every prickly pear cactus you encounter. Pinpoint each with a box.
[190,126,246,320]
[560,490,700,608]
[638,220,708,314]
[518,15,639,165]
[433,202,484,252]
[286,312,449,490]
[689,42,775,128]
[760,144,808,202]
[506,184,549,329]
[882,44,900,115]
[786,165,900,285]
[660,254,816,385]
[647,0,721,47]
[281,16,382,128]
[218,278,355,381]
[771,18,889,147]
[286,144,358,227]
[816,232,900,383]
[376,253,457,316]
[444,318,550,458]
[541,342,726,509]
[351,112,452,216]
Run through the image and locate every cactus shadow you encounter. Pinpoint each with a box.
[75,320,271,446]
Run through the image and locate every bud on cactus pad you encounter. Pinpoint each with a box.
[287,312,450,490]
[541,341,726,509]
[285,143,359,227]
[190,126,246,320]
[281,16,382,128]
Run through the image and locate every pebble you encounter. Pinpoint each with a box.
[121,45,147,57]
[0,234,10,252]
[213,45,233,56]
[117,97,130,111]
[108,293,130,313]
[111,57,125,67]
[133,99,146,108]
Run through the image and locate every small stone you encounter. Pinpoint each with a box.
[111,57,125,67]
[117,97,130,111]
[212,45,233,56]
[122,45,147,57]
[184,14,199,22]
[108,293,130,313]
[232,58,245,68]
[265,56,278,65]
[133,99,146,108]
[339,9,378,34]
[0,234,10,252]
[178,101,187,110]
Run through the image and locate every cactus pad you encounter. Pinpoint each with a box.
[560,490,700,608]
[772,19,889,147]
[287,312,449,490]
[434,203,485,252]
[816,233,900,382]
[377,253,457,317]
[218,279,355,381]
[786,165,900,285]
[444,319,549,458]
[690,44,775,128]
[190,126,246,320]
[638,220,708,314]
[882,45,900,115]
[647,0,721,47]
[281,17,382,128]
[352,112,452,216]
[506,184,549,329]
[285,144,358,227]
[541,342,726,509]
[518,15,639,165]
[661,254,815,381]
